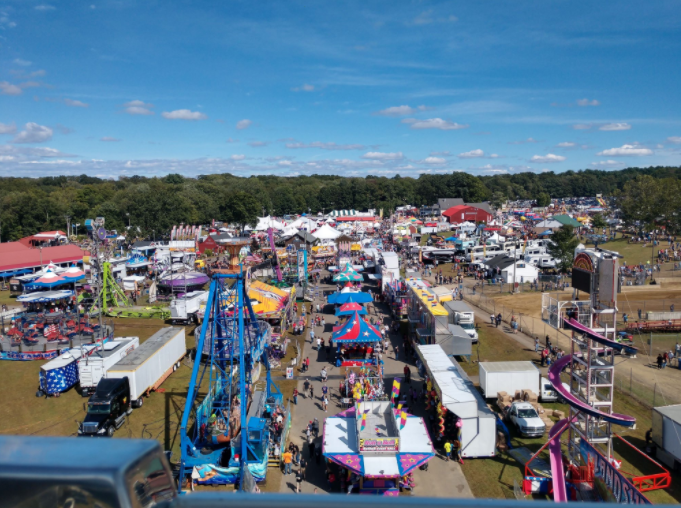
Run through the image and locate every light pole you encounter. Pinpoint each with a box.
[126,213,130,228]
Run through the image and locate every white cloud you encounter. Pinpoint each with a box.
[572,124,593,130]
[362,151,403,160]
[667,136,681,144]
[599,122,631,131]
[0,81,23,96]
[597,144,653,156]
[422,156,446,164]
[576,98,600,107]
[278,160,293,166]
[64,98,89,108]
[231,154,245,161]
[402,118,468,130]
[292,84,315,92]
[12,123,53,144]
[123,100,154,115]
[374,105,427,117]
[458,149,485,158]
[248,141,268,147]
[34,4,55,10]
[0,123,16,135]
[236,119,252,130]
[530,153,566,163]
[590,160,623,168]
[557,142,576,147]
[286,141,365,150]
[508,137,539,144]
[100,136,120,142]
[13,58,32,66]
[162,109,207,120]
[411,9,457,25]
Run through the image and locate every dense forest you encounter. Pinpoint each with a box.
[0,166,679,241]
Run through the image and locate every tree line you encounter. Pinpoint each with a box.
[0,165,678,241]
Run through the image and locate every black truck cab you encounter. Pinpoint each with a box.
[78,377,131,437]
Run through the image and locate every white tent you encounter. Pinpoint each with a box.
[313,224,342,240]
[253,216,286,231]
[281,226,299,237]
[289,217,318,231]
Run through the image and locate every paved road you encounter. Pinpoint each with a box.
[278,275,472,498]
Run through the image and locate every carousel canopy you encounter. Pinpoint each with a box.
[60,266,86,281]
[331,311,381,343]
[335,302,368,317]
[333,263,363,282]
[328,291,372,305]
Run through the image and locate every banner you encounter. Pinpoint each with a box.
[579,440,651,504]
[0,350,62,361]
[359,437,399,452]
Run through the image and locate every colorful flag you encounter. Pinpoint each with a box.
[397,401,404,412]
[360,409,369,431]
[400,410,408,429]
[391,378,401,402]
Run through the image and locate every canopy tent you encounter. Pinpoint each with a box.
[60,266,86,282]
[331,311,382,343]
[0,268,32,278]
[328,291,372,305]
[312,224,342,240]
[280,226,299,237]
[328,209,357,217]
[24,271,69,289]
[335,302,368,317]
[17,289,74,302]
[252,216,286,231]
[333,263,363,282]
[289,217,318,231]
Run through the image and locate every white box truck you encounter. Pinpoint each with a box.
[479,361,540,399]
[78,337,139,396]
[170,290,208,324]
[105,327,186,407]
[652,404,681,469]
[444,300,478,342]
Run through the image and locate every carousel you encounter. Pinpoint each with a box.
[322,399,435,495]
[331,310,382,368]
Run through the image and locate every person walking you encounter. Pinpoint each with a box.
[295,468,303,493]
[293,388,299,405]
[309,383,314,400]
[322,394,328,412]
[490,313,495,325]
[657,353,663,370]
[444,440,452,461]
[321,367,327,383]
[282,449,293,475]
[404,365,411,384]
[534,338,539,353]
[496,313,502,327]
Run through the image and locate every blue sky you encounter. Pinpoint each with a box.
[1,0,680,178]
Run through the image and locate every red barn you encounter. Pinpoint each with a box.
[442,205,492,225]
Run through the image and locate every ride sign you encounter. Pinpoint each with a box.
[359,437,399,452]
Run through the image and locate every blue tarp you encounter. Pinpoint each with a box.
[328,291,372,305]
[0,269,32,278]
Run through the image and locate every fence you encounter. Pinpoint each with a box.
[462,289,681,408]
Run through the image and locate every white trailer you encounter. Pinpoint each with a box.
[170,290,208,324]
[77,337,139,395]
[652,404,681,469]
[105,327,186,407]
[479,361,540,399]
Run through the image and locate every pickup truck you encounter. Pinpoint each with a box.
[503,401,546,438]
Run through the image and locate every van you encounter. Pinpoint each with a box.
[540,376,558,402]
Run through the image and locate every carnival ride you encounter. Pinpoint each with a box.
[531,248,666,503]
[178,267,283,491]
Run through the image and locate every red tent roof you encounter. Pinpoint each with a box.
[339,302,364,312]
[0,244,87,272]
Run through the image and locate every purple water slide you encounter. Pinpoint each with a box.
[548,354,636,427]
[548,418,572,503]
[563,318,638,355]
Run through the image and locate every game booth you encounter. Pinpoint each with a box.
[322,399,435,495]
[332,310,383,368]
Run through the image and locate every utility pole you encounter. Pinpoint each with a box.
[65,215,71,242]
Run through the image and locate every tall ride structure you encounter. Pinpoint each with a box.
[178,267,282,491]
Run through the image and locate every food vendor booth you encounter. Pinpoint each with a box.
[323,400,435,495]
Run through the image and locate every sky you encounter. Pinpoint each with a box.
[1,0,680,179]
